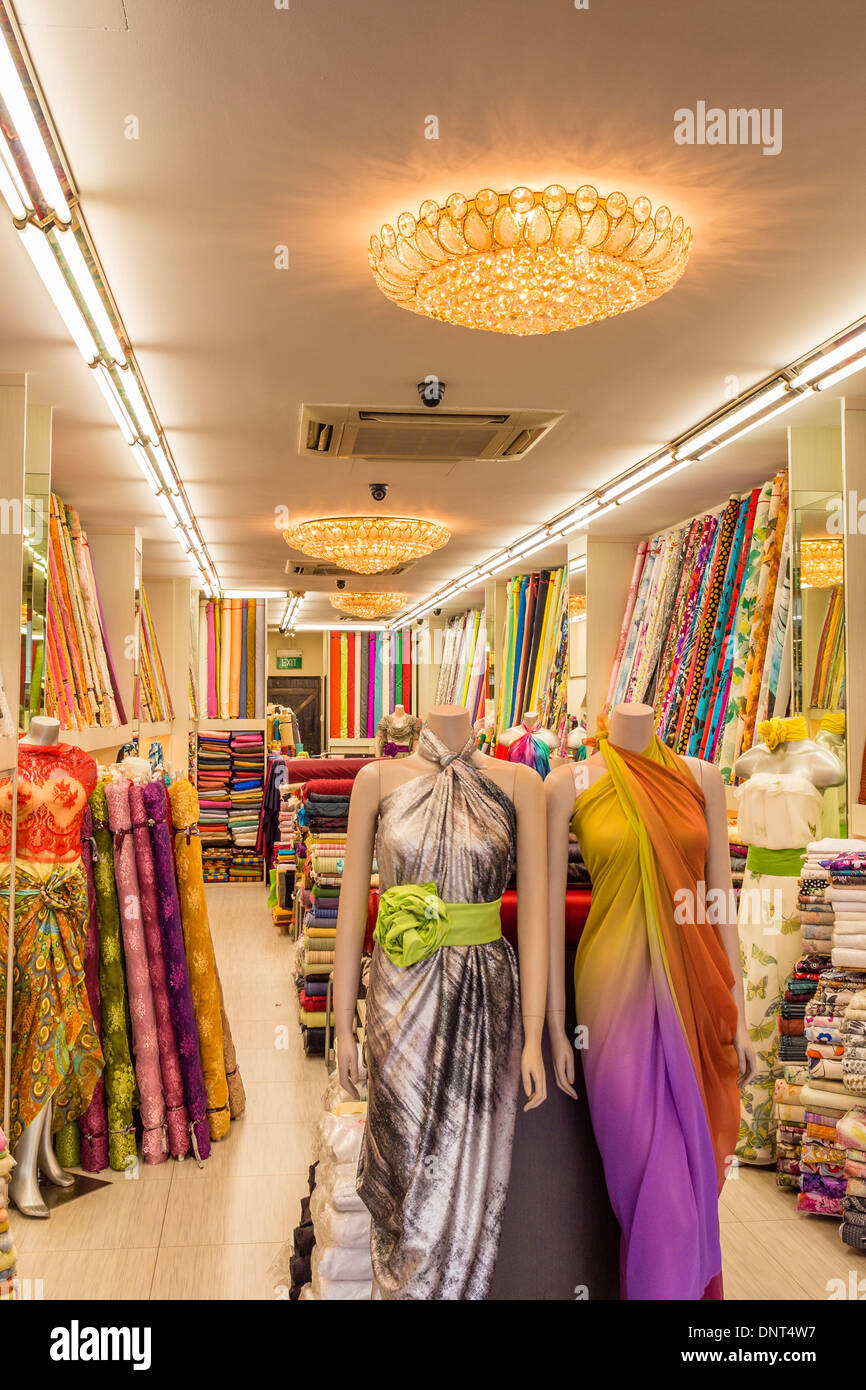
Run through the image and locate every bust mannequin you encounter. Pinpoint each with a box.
[498,709,558,750]
[374,703,420,758]
[733,721,844,787]
[546,703,754,1093]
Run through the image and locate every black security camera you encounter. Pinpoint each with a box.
[417,376,446,407]
[369,482,389,502]
[336,578,347,590]
[433,607,442,616]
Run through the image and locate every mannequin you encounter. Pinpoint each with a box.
[2,718,102,1216]
[497,710,558,779]
[732,714,844,1165]
[374,702,420,758]
[334,703,547,1299]
[546,702,756,1300]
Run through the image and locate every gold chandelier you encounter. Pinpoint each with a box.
[284,515,450,575]
[369,185,692,335]
[801,538,843,588]
[569,595,587,621]
[329,591,409,620]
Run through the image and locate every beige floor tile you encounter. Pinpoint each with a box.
[11,1173,170,1253]
[170,1121,315,1180]
[242,1080,324,1125]
[720,1221,811,1300]
[240,1044,323,1084]
[14,1247,158,1301]
[160,1172,308,1247]
[746,1215,866,1300]
[719,1166,801,1222]
[150,1242,284,1300]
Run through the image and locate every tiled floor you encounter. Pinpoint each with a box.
[11,883,322,1301]
[12,881,866,1299]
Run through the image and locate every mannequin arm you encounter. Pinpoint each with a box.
[544,766,578,1098]
[512,763,549,1110]
[698,761,757,1088]
[333,763,380,1098]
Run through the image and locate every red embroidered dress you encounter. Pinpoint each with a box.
[0,743,103,1143]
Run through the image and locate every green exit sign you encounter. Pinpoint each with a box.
[276,653,302,670]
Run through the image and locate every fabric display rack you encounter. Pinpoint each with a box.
[45,493,126,732]
[196,728,265,882]
[770,838,866,1248]
[273,1072,371,1300]
[328,630,414,741]
[60,772,245,1173]
[134,585,174,723]
[495,567,568,734]
[434,608,488,719]
[293,779,352,1054]
[605,471,790,778]
[200,598,267,719]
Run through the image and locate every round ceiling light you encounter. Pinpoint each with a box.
[283,515,450,575]
[328,591,410,620]
[369,185,692,335]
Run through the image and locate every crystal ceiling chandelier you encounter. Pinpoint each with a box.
[800,539,843,588]
[329,591,410,620]
[568,595,587,621]
[284,516,450,575]
[369,185,692,335]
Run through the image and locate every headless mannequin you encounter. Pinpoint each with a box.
[733,732,844,787]
[567,725,586,754]
[8,718,76,1218]
[545,703,756,1097]
[374,703,419,758]
[498,709,558,750]
[334,703,548,1109]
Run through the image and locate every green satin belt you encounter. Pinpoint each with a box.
[745,845,806,878]
[374,882,502,969]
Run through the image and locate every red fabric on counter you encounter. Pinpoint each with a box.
[301,778,359,801]
[285,758,371,784]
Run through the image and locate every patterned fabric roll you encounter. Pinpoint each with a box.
[75,805,109,1171]
[142,780,210,1162]
[168,780,230,1140]
[105,779,167,1164]
[128,782,190,1158]
[88,782,137,1172]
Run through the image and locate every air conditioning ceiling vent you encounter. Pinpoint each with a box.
[300,405,561,462]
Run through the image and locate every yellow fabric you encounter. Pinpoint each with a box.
[300,1009,335,1028]
[757,715,807,750]
[168,779,230,1140]
[821,711,846,736]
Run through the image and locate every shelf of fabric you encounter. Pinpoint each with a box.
[200,597,266,719]
[494,567,568,734]
[328,629,414,741]
[435,608,487,719]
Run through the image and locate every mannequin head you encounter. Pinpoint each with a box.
[22,716,60,746]
[425,704,472,751]
[393,703,405,718]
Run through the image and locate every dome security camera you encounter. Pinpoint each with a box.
[336,578,347,590]
[417,376,447,408]
[433,607,442,616]
[369,482,389,502]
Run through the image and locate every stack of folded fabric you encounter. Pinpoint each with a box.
[773,1072,807,1190]
[797,1079,858,1217]
[842,988,866,1097]
[729,838,748,899]
[197,729,233,849]
[230,849,265,882]
[805,981,846,1082]
[202,846,233,883]
[825,850,866,969]
[798,861,834,961]
[301,782,352,835]
[837,1106,866,1250]
[567,835,591,887]
[778,955,828,1064]
[228,730,265,868]
[0,1128,17,1297]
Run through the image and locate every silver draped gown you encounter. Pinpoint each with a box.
[356,727,522,1300]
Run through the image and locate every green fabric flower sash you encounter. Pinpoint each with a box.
[374,882,502,968]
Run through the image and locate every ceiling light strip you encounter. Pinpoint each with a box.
[0,2,221,593]
[388,312,866,631]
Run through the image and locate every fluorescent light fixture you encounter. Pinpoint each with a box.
[145,441,179,495]
[20,222,99,362]
[0,138,26,219]
[116,368,159,443]
[488,554,517,575]
[798,328,866,384]
[601,453,675,502]
[172,490,194,531]
[695,391,805,459]
[813,356,866,392]
[93,365,136,444]
[582,501,619,524]
[52,228,126,364]
[551,502,600,536]
[132,441,161,491]
[569,557,587,572]
[0,24,69,216]
[615,457,692,504]
[155,489,179,528]
[674,381,789,460]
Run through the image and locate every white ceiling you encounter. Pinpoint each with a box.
[2,0,865,625]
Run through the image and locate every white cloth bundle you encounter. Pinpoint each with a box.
[312,1161,366,1213]
[311,1241,373,1284]
[316,1111,365,1166]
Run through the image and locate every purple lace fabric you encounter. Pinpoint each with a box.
[105,778,167,1164]
[143,779,210,1162]
[128,782,190,1158]
[76,805,109,1172]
